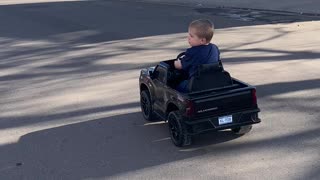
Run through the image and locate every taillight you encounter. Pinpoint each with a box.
[252,89,257,105]
[186,100,195,117]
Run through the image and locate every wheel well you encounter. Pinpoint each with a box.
[140,84,149,93]
[166,103,179,117]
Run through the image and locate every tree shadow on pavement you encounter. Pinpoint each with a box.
[257,79,320,99]
[223,48,320,63]
[0,0,318,84]
[0,0,259,42]
[0,110,319,179]
[0,1,319,179]
[0,102,140,130]
[0,111,239,179]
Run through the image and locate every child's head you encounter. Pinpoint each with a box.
[187,19,214,47]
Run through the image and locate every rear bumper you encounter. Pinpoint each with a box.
[184,109,261,135]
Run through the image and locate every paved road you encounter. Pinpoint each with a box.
[0,1,319,179]
[128,0,320,14]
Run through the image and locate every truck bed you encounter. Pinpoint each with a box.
[184,78,258,120]
[187,78,250,97]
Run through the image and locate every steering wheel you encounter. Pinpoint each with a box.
[173,52,188,79]
[176,52,186,60]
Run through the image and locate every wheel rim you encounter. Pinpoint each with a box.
[141,93,150,117]
[169,115,180,142]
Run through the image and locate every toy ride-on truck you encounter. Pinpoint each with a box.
[139,56,261,147]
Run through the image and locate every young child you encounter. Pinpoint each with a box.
[174,19,220,93]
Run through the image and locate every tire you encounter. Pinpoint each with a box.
[140,90,155,121]
[168,111,192,147]
[232,125,252,135]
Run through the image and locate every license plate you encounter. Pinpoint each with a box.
[218,115,233,125]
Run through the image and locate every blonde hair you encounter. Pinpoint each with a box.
[189,19,214,43]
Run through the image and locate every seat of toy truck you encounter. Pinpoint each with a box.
[188,63,233,92]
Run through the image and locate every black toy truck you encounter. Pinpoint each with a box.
[139,56,261,147]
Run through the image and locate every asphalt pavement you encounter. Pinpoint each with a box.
[0,0,319,180]
[128,0,320,15]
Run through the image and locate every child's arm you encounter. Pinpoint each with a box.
[174,59,182,69]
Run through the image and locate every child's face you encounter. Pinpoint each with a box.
[188,27,207,47]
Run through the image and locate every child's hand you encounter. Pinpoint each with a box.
[174,59,182,70]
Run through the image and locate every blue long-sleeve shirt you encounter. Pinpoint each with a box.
[181,43,220,79]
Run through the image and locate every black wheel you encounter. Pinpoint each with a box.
[168,111,192,147]
[140,90,155,121]
[232,125,252,135]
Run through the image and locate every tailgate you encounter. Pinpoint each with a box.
[192,89,254,119]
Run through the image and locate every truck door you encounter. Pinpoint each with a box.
[152,65,168,115]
